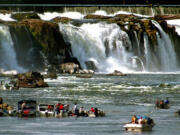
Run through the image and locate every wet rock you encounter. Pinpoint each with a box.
[51,17,72,23]
[84,14,112,20]
[16,71,48,88]
[11,12,40,21]
[154,15,180,20]
[85,61,98,71]
[59,63,79,74]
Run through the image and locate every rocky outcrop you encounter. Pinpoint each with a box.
[8,19,70,70]
[15,71,48,88]
[51,17,72,23]
[11,12,40,21]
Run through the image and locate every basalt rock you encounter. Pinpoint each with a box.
[16,71,48,88]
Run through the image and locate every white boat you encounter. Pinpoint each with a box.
[124,123,155,132]
[37,104,54,117]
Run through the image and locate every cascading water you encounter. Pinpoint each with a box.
[0,25,25,73]
[152,20,179,71]
[59,22,135,73]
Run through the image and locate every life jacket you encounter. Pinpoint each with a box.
[91,108,95,112]
[59,104,64,110]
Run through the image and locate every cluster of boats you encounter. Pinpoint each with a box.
[0,99,105,118]
[1,97,180,132]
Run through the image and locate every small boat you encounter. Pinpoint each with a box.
[37,104,55,117]
[88,108,105,118]
[17,100,37,117]
[124,123,155,132]
[124,116,155,132]
[155,99,170,109]
[76,74,93,78]
[175,110,180,116]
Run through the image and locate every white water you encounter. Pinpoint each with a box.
[152,20,179,71]
[58,20,180,73]
[0,13,15,21]
[59,22,134,73]
[0,25,25,73]
[166,19,180,36]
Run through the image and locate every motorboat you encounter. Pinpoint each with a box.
[37,104,55,117]
[124,116,155,132]
[17,100,37,117]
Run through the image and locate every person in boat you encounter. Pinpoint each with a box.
[155,99,160,107]
[131,115,137,123]
[164,98,169,105]
[55,103,61,114]
[64,104,69,113]
[159,100,164,108]
[90,107,95,113]
[94,108,98,117]
[73,103,79,115]
[59,103,64,111]
[21,101,26,111]
[47,105,53,111]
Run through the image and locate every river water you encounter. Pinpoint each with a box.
[0,73,180,135]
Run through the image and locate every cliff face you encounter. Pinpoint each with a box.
[2,14,71,72]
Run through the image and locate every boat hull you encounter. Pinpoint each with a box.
[124,123,154,132]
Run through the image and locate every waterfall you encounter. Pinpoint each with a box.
[59,22,135,73]
[0,25,25,73]
[152,20,179,71]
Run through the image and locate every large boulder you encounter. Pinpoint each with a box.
[59,63,79,74]
[16,71,48,88]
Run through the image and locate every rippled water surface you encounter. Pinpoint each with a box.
[0,74,180,135]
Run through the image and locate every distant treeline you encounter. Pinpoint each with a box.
[0,0,180,5]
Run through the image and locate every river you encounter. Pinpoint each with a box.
[0,73,180,135]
